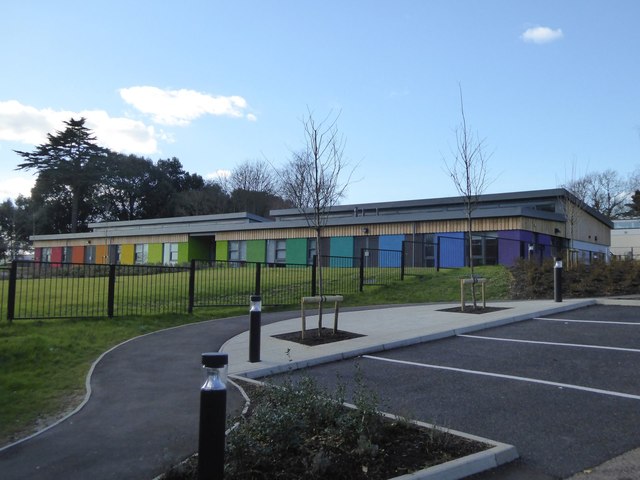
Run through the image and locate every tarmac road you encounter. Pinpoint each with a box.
[275,304,640,479]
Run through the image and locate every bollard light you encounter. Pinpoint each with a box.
[198,352,228,480]
[249,295,262,363]
[554,257,563,303]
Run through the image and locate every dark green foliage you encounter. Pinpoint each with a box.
[510,258,640,299]
[225,376,384,479]
[15,118,108,233]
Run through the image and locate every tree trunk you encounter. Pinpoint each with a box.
[316,227,323,336]
[70,190,79,234]
[468,214,477,309]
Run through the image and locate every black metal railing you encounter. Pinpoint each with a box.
[359,248,402,288]
[2,233,593,321]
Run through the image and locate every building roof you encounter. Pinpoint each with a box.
[30,188,613,242]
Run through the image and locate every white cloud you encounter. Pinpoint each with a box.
[521,26,564,44]
[206,169,231,180]
[0,100,159,154]
[0,175,35,200]
[119,86,256,125]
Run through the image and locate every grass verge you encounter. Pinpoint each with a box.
[0,308,245,446]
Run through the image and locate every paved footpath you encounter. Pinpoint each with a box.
[3,299,640,480]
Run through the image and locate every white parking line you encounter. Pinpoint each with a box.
[362,355,640,401]
[457,334,640,354]
[536,317,640,326]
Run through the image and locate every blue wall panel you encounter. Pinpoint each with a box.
[437,233,465,268]
[378,235,403,267]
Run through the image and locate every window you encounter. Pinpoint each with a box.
[423,234,436,268]
[163,243,179,265]
[41,247,52,263]
[134,244,149,264]
[228,241,246,262]
[307,238,317,265]
[84,245,96,263]
[471,234,498,266]
[275,240,286,264]
[62,247,73,263]
[109,245,121,264]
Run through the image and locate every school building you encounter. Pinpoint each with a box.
[30,188,613,268]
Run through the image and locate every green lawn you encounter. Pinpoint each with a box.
[0,265,512,446]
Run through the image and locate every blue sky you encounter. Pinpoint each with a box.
[1,1,639,205]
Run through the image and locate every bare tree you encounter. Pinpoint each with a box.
[280,109,353,335]
[444,87,491,309]
[563,169,628,220]
[224,159,279,195]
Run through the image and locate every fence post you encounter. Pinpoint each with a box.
[6,260,17,322]
[400,241,406,281]
[188,259,196,314]
[359,249,365,292]
[436,237,441,272]
[311,255,317,297]
[107,264,116,318]
[254,262,261,296]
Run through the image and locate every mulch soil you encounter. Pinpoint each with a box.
[272,327,365,346]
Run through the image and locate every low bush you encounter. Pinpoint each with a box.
[163,374,486,480]
[510,257,640,299]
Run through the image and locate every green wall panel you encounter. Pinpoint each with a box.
[329,236,354,267]
[148,243,163,264]
[215,241,228,261]
[246,240,266,263]
[286,238,308,265]
[178,243,189,264]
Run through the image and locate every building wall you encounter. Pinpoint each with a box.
[437,233,465,268]
[121,244,135,264]
[148,243,163,264]
[177,243,189,264]
[215,241,228,261]
[72,246,85,263]
[51,247,63,264]
[246,240,266,263]
[379,235,403,267]
[330,237,354,267]
[96,245,108,264]
[286,238,308,265]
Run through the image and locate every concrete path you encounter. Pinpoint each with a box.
[2,298,638,479]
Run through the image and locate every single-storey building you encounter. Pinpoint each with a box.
[30,188,613,268]
[610,219,640,259]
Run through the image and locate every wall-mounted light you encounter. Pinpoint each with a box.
[362,227,369,234]
[554,228,561,235]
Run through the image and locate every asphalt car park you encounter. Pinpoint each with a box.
[280,304,640,479]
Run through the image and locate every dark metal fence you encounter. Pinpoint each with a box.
[359,248,402,288]
[1,235,606,321]
[193,260,313,308]
[2,255,387,321]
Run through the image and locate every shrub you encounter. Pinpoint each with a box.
[510,257,640,299]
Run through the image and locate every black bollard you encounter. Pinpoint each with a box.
[198,352,228,480]
[554,257,563,303]
[249,295,262,363]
